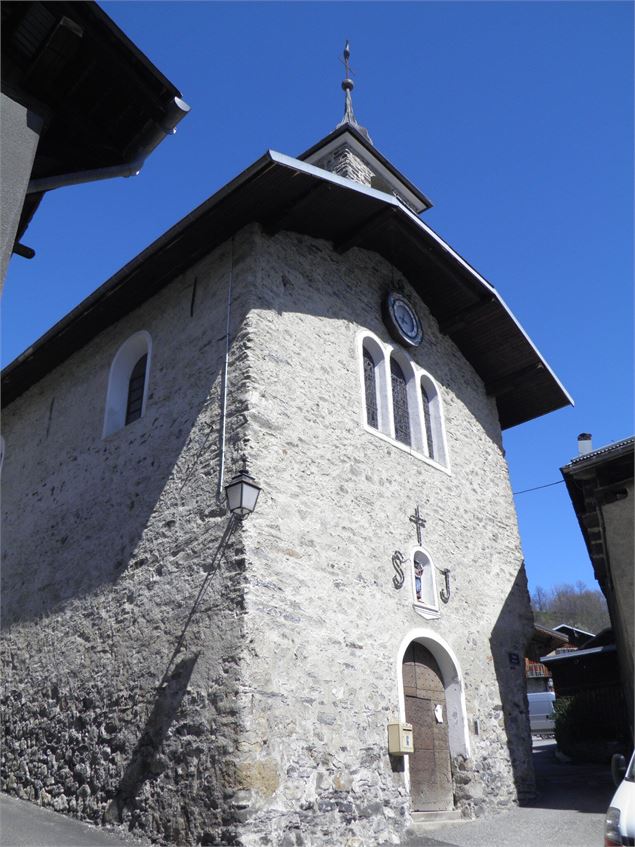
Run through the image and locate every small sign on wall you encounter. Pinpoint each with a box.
[508,651,520,667]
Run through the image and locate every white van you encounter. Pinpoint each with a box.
[605,750,635,846]
[527,691,556,734]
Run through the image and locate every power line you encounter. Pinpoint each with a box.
[513,480,565,496]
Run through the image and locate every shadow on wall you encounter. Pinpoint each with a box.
[489,565,536,804]
[106,653,199,825]
[1,287,251,628]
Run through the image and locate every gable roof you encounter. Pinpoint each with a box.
[1,149,573,428]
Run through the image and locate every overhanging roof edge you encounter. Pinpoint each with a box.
[2,150,573,422]
[394,202,574,410]
[3,150,279,377]
[279,151,573,413]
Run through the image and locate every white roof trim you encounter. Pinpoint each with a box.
[541,645,616,663]
[552,624,596,637]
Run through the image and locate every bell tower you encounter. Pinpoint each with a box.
[299,41,433,214]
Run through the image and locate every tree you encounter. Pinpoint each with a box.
[530,582,610,634]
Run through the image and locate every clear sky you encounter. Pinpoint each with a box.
[3,1,633,596]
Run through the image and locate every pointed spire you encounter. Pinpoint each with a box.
[336,40,372,143]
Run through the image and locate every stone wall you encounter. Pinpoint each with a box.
[230,227,535,845]
[2,222,535,846]
[314,144,375,186]
[1,228,261,845]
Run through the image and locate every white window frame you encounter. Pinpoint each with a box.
[410,546,440,619]
[418,370,449,469]
[356,330,450,474]
[102,330,152,438]
[361,334,390,434]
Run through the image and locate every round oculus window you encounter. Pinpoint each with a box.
[383,292,423,347]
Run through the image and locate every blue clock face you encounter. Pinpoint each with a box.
[385,292,423,347]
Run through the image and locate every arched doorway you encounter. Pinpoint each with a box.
[402,642,453,811]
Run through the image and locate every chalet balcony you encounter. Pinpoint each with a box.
[525,659,551,678]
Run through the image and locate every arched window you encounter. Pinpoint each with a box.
[360,333,390,435]
[391,358,410,446]
[358,333,449,470]
[103,331,152,437]
[420,375,446,466]
[363,347,378,429]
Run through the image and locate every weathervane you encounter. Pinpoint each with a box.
[341,41,355,124]
[336,41,372,142]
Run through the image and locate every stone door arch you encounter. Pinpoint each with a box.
[402,642,453,811]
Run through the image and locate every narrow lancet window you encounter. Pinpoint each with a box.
[421,384,435,459]
[391,358,410,446]
[125,355,148,425]
[103,331,152,437]
[363,347,378,429]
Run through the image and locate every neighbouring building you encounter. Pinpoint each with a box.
[525,625,569,694]
[0,0,189,287]
[551,623,596,649]
[1,48,573,846]
[561,434,634,742]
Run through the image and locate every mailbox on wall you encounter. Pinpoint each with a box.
[387,722,414,755]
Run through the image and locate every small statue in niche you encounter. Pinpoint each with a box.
[414,560,424,601]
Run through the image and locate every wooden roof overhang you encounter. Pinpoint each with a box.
[2,150,573,428]
[527,624,570,662]
[560,438,634,590]
[1,1,186,242]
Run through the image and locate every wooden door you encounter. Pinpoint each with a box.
[402,642,453,811]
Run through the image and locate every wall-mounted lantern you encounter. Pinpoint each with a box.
[224,457,262,517]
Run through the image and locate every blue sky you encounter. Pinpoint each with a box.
[3,1,633,597]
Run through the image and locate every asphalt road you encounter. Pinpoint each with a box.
[0,794,150,847]
[0,740,617,847]
[404,738,616,847]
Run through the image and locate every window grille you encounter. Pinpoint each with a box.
[421,384,435,459]
[391,359,410,445]
[363,347,378,428]
[125,354,147,425]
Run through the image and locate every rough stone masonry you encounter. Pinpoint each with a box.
[2,219,535,845]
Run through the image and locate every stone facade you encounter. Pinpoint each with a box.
[2,219,535,845]
[232,227,535,844]
[315,144,375,187]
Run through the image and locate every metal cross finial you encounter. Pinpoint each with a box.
[409,505,426,546]
[340,39,355,124]
[343,40,351,78]
[336,40,373,143]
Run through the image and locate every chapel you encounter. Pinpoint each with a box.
[1,44,571,847]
